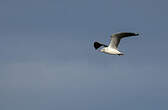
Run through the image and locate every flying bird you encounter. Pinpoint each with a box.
[94,32,139,55]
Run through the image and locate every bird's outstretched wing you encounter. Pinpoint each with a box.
[94,42,108,50]
[109,32,139,49]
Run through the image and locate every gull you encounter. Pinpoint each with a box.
[94,32,139,55]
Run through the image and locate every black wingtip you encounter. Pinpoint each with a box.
[94,42,102,50]
[135,33,139,36]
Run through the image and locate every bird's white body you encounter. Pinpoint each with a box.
[100,47,123,55]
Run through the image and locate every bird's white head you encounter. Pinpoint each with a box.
[100,48,106,52]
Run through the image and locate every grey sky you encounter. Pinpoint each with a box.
[0,0,168,110]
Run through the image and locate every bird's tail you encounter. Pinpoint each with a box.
[94,42,107,50]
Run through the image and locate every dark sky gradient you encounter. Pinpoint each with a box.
[0,0,168,110]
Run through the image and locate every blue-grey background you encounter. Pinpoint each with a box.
[0,0,168,110]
